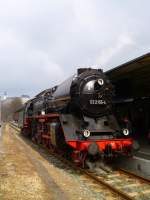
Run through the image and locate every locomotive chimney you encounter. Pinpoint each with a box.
[77,68,91,75]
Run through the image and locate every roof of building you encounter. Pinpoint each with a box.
[106,52,150,98]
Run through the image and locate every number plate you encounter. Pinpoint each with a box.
[90,100,106,105]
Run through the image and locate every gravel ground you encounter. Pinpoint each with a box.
[0,124,118,200]
[0,124,56,200]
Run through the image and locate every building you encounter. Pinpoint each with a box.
[106,52,150,143]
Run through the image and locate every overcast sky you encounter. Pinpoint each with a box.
[0,0,149,97]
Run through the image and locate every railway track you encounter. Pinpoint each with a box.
[118,168,150,185]
[10,122,150,200]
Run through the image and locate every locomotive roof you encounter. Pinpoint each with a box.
[106,52,150,99]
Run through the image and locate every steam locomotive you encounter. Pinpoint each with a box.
[20,68,133,167]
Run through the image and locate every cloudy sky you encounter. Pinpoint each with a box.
[0,0,149,97]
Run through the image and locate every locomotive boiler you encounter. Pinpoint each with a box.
[21,68,133,167]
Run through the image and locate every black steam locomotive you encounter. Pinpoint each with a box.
[20,68,133,167]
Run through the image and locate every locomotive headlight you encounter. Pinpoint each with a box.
[41,110,45,115]
[123,128,129,136]
[98,79,104,86]
[83,129,90,138]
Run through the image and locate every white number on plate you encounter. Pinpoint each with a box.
[90,100,106,105]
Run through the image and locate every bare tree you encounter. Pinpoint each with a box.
[1,97,23,122]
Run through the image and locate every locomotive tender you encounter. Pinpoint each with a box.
[21,68,133,166]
